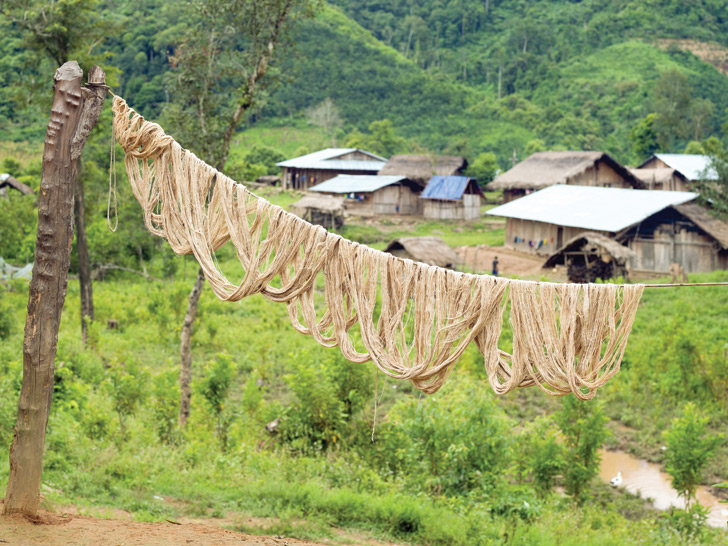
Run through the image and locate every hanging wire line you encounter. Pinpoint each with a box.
[644,282,728,288]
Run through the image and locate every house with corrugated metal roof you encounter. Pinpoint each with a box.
[487,151,642,203]
[636,153,717,187]
[308,174,422,215]
[487,185,728,274]
[277,148,386,190]
[421,176,484,220]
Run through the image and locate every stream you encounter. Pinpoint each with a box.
[598,449,728,528]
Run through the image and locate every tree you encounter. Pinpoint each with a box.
[466,152,498,186]
[163,0,315,428]
[364,119,405,157]
[663,402,722,509]
[555,394,608,503]
[698,143,728,217]
[629,113,659,163]
[306,98,342,146]
[0,0,116,344]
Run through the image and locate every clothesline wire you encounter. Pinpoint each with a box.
[103,87,728,292]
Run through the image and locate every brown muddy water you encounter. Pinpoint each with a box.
[599,449,728,528]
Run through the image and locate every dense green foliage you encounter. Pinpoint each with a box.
[1,251,727,543]
[5,1,728,169]
[2,1,728,543]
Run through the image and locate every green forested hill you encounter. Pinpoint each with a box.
[3,0,728,167]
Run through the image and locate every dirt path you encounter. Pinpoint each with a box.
[0,509,404,546]
[456,245,563,279]
[0,512,318,546]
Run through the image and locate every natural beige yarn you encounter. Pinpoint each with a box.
[112,96,644,399]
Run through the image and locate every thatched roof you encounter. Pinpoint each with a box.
[627,167,688,188]
[384,236,461,269]
[543,232,636,268]
[673,204,728,249]
[255,174,281,185]
[291,194,345,213]
[487,151,643,190]
[0,174,33,195]
[379,155,467,187]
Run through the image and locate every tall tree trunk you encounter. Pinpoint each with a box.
[74,171,94,344]
[4,62,105,517]
[179,266,206,428]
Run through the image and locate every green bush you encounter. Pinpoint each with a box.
[556,394,609,503]
[375,378,511,496]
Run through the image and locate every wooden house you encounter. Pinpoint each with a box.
[487,151,642,203]
[308,175,422,215]
[487,185,728,274]
[384,236,461,269]
[637,153,716,185]
[421,176,483,220]
[379,155,467,189]
[277,148,386,190]
[627,167,690,192]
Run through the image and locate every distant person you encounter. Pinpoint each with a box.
[492,256,499,276]
[395,200,400,215]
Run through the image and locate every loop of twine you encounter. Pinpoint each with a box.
[107,120,118,232]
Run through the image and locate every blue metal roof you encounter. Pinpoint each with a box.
[309,175,407,194]
[422,176,480,200]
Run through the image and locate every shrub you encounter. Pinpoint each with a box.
[556,394,609,502]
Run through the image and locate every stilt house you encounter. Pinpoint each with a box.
[487,185,728,274]
[487,151,642,203]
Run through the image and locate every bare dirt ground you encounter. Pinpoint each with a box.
[456,244,565,280]
[0,509,403,546]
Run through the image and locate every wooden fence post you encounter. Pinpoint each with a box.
[3,61,106,516]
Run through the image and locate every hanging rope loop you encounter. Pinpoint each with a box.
[110,95,645,399]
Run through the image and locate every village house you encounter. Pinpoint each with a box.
[486,185,728,274]
[635,153,717,189]
[379,154,467,189]
[421,175,483,220]
[308,174,422,215]
[627,167,690,191]
[384,236,461,269]
[487,151,643,203]
[277,148,386,190]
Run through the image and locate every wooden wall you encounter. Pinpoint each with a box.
[372,185,421,215]
[504,218,599,256]
[423,194,480,220]
[566,160,632,188]
[282,167,380,190]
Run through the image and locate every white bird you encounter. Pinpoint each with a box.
[610,472,623,487]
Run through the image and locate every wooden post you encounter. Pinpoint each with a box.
[73,66,106,345]
[4,62,106,516]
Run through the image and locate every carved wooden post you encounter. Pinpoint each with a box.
[4,61,106,516]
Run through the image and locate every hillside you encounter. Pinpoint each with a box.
[3,1,728,169]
